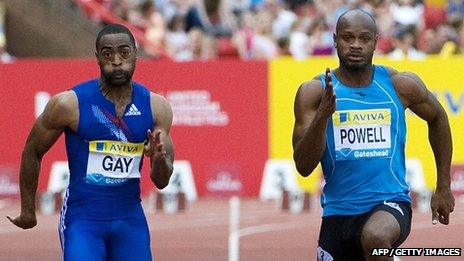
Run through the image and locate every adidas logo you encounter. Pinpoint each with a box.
[125,104,141,116]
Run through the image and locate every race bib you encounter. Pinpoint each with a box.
[86,140,144,185]
[332,109,391,161]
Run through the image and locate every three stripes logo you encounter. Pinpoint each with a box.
[125,104,141,116]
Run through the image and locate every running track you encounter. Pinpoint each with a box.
[0,197,462,260]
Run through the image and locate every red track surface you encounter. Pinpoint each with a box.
[0,197,463,260]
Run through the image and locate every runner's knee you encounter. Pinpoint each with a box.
[361,227,392,249]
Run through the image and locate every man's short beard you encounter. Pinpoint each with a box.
[102,70,133,87]
[340,57,371,72]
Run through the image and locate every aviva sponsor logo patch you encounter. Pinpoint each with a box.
[332,109,392,161]
[334,109,390,126]
[89,140,144,156]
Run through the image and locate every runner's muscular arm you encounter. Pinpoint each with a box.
[293,70,335,176]
[8,91,77,229]
[147,93,174,189]
[392,72,454,224]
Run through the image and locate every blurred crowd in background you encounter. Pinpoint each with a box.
[2,0,464,62]
[0,1,13,63]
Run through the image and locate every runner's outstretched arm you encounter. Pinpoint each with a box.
[145,93,174,189]
[7,91,76,229]
[394,72,454,225]
[293,68,335,177]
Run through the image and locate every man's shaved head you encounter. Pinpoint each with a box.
[336,9,377,35]
[333,9,378,71]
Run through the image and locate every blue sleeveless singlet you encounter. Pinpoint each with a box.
[61,79,154,223]
[319,65,411,216]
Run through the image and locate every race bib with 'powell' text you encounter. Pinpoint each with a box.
[332,109,392,161]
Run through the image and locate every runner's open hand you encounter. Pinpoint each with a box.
[431,187,454,225]
[318,68,336,118]
[144,129,167,163]
[7,213,37,229]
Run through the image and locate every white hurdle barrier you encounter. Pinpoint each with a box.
[154,160,197,214]
[228,196,240,261]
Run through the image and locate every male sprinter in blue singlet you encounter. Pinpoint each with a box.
[7,24,174,260]
[292,10,455,261]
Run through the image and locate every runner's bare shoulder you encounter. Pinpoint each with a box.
[42,91,78,130]
[295,75,325,109]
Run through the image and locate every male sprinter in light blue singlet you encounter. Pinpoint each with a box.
[292,10,455,261]
[7,24,174,260]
